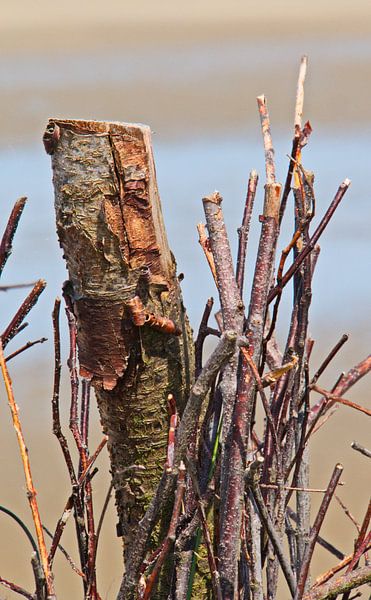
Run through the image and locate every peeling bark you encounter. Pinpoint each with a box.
[46,119,194,584]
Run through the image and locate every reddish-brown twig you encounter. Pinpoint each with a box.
[310,334,349,386]
[51,298,77,483]
[240,347,279,453]
[295,463,344,599]
[165,394,178,473]
[346,500,371,573]
[236,170,259,295]
[5,337,47,362]
[141,462,186,600]
[305,565,371,600]
[48,436,107,566]
[1,279,46,348]
[0,197,27,276]
[197,222,218,285]
[314,542,371,588]
[268,179,351,304]
[310,354,371,422]
[0,576,34,600]
[0,340,55,598]
[194,297,221,376]
[43,524,85,579]
[311,385,371,417]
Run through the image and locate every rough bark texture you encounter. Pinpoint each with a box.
[46,119,194,581]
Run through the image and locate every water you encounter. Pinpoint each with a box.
[1,130,370,347]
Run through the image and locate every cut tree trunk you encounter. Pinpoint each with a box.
[45,119,194,597]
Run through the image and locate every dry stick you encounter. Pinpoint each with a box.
[268,179,351,304]
[197,223,218,286]
[240,347,279,452]
[48,436,107,566]
[43,525,85,579]
[310,334,349,386]
[1,279,46,348]
[0,341,55,599]
[279,56,308,224]
[346,500,371,573]
[0,196,27,275]
[314,542,371,588]
[218,97,282,598]
[202,191,245,596]
[311,385,371,417]
[304,565,371,600]
[265,221,309,345]
[95,481,113,556]
[335,496,361,534]
[142,463,186,600]
[310,354,371,422]
[257,95,276,184]
[0,282,37,291]
[351,441,371,459]
[0,576,34,600]
[51,298,77,487]
[194,297,216,377]
[287,507,345,561]
[246,458,296,596]
[5,337,47,362]
[236,170,259,295]
[295,463,344,599]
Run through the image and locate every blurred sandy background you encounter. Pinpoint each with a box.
[0,1,370,598]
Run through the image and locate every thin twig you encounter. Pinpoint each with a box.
[295,464,344,598]
[314,542,371,588]
[194,297,217,377]
[0,197,27,276]
[236,170,259,295]
[346,500,371,573]
[0,282,38,291]
[351,441,371,459]
[5,337,47,362]
[0,504,39,557]
[287,507,345,561]
[310,334,349,386]
[0,340,55,598]
[0,576,34,599]
[269,179,351,304]
[304,565,371,600]
[335,496,361,533]
[311,385,371,417]
[43,525,85,578]
[245,459,296,596]
[1,279,46,348]
[95,482,113,556]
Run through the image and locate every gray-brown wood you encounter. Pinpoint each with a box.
[45,119,194,594]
